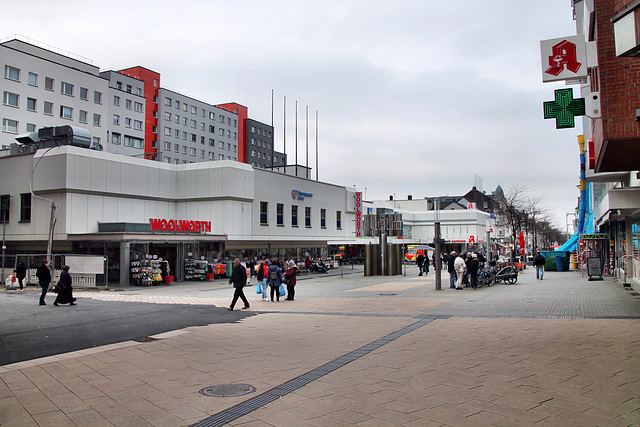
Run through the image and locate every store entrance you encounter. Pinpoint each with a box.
[148,242,178,281]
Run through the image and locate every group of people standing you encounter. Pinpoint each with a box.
[446,251,484,290]
[227,258,299,310]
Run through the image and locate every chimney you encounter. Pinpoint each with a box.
[408,195,412,200]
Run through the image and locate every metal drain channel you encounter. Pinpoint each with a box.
[191,317,436,427]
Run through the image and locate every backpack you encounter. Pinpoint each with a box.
[270,270,278,280]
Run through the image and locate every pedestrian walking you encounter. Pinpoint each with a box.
[36,261,51,305]
[447,251,457,288]
[15,261,26,291]
[533,250,546,280]
[227,258,250,310]
[267,260,283,302]
[454,253,466,289]
[283,260,298,300]
[416,253,425,276]
[53,265,76,306]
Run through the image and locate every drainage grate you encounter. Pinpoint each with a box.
[199,384,256,398]
[191,318,436,427]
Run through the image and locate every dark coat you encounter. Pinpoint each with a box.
[36,264,51,284]
[284,266,298,287]
[15,263,27,279]
[229,263,247,288]
[447,255,456,274]
[267,264,282,288]
[466,257,480,274]
[533,254,546,266]
[55,271,75,304]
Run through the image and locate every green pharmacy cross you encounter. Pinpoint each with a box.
[543,88,586,129]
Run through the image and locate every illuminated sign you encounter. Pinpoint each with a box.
[291,190,313,200]
[543,88,585,129]
[149,218,212,233]
[355,192,362,237]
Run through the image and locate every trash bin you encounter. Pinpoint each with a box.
[555,255,565,272]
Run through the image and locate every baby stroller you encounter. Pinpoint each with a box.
[494,266,518,284]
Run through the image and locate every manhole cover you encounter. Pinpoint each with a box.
[199,384,256,398]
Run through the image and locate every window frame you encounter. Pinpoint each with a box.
[260,201,268,225]
[291,205,298,227]
[277,203,284,226]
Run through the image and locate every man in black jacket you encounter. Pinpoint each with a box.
[228,258,250,311]
[36,261,51,305]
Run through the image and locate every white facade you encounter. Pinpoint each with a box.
[1,39,109,149]
[0,146,363,284]
[368,198,499,250]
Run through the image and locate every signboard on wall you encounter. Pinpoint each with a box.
[355,192,362,237]
[540,35,588,82]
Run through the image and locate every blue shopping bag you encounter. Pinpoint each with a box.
[256,282,262,294]
[279,284,285,297]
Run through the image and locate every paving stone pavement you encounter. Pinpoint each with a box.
[1,266,639,426]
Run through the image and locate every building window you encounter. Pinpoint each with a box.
[134,102,143,112]
[124,136,132,147]
[60,106,73,120]
[183,103,187,112]
[200,149,205,158]
[174,129,179,138]
[2,118,18,134]
[92,136,101,147]
[126,84,132,93]
[93,113,101,126]
[219,115,224,123]
[4,65,20,81]
[165,112,171,121]
[94,91,102,104]
[191,105,197,114]
[80,87,88,100]
[45,77,54,91]
[190,147,196,156]
[113,114,120,125]
[305,207,311,228]
[113,95,120,106]
[125,118,132,128]
[209,152,214,160]
[200,136,205,144]
[164,141,171,150]
[153,79,158,87]
[79,110,87,123]
[209,111,215,120]
[164,127,171,136]
[183,146,187,154]
[321,209,326,228]
[134,120,142,130]
[277,203,284,226]
[0,195,10,222]
[112,133,121,144]
[260,201,268,225]
[126,99,132,110]
[219,128,224,136]
[26,123,36,132]
[28,72,37,86]
[3,91,19,107]
[209,138,215,146]
[131,137,143,148]
[20,193,31,222]
[291,205,298,227]
[43,102,53,116]
[165,97,172,107]
[337,211,342,229]
[61,81,74,96]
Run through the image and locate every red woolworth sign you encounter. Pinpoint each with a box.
[149,218,212,233]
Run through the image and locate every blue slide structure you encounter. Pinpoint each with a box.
[557,139,593,253]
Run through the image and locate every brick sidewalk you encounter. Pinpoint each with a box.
[1,268,639,426]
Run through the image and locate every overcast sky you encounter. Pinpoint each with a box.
[4,0,581,230]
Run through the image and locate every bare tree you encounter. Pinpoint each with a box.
[496,185,528,261]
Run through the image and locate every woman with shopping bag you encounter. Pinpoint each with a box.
[266,260,283,302]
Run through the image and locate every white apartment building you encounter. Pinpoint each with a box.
[1,38,109,149]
